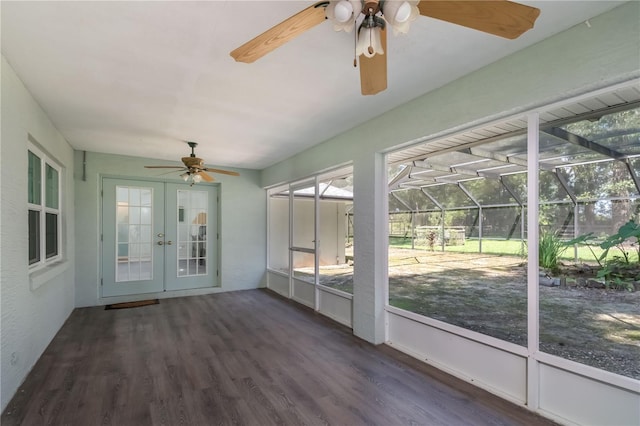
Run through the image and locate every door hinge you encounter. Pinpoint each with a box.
[217,233,219,240]
[217,269,219,277]
[101,190,103,197]
[100,278,103,286]
[100,234,103,242]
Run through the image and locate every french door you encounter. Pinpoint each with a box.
[102,178,218,297]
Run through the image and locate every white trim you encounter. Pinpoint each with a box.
[385,305,529,356]
[534,351,640,393]
[29,260,70,291]
[526,112,541,410]
[317,283,353,300]
[27,142,63,272]
[266,268,288,278]
[385,339,528,408]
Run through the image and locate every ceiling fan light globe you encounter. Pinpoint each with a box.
[192,174,203,183]
[334,1,353,22]
[180,172,190,181]
[326,0,361,32]
[394,2,412,22]
[382,0,419,34]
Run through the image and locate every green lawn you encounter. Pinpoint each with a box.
[389,236,639,264]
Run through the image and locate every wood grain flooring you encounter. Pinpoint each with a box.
[2,289,556,426]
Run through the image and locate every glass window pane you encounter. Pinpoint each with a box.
[129,188,140,206]
[115,185,154,282]
[140,207,151,225]
[178,259,188,276]
[292,251,315,284]
[29,210,40,264]
[45,164,59,209]
[129,207,141,225]
[177,189,208,277]
[28,151,41,205]
[268,190,289,273]
[117,186,128,203]
[388,122,529,348]
[45,213,58,258]
[140,189,152,206]
[292,186,315,249]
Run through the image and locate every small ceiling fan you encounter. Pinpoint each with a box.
[144,142,240,185]
[230,0,540,95]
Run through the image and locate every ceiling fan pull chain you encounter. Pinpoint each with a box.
[353,18,357,67]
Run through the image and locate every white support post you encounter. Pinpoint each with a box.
[527,112,540,411]
[288,185,294,299]
[411,210,415,250]
[314,176,320,312]
[478,207,483,253]
[353,153,388,344]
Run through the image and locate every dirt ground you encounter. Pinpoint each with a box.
[313,249,640,380]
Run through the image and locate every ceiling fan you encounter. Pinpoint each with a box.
[144,142,240,185]
[230,0,540,95]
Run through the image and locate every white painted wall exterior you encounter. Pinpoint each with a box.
[73,152,266,307]
[261,4,640,425]
[1,56,76,411]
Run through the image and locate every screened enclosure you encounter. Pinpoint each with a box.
[388,106,640,257]
[387,96,640,380]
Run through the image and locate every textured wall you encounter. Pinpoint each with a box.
[1,56,76,411]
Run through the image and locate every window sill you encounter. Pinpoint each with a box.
[29,259,70,291]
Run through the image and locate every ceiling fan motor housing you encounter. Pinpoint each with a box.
[364,0,380,15]
[182,157,205,169]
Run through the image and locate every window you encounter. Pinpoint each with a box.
[28,145,61,267]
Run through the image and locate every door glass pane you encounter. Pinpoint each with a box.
[292,185,315,249]
[177,189,208,277]
[116,185,154,282]
[292,251,315,284]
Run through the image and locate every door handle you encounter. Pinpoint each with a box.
[157,241,164,246]
[166,241,172,246]
[157,241,172,246]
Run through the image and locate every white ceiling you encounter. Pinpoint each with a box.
[1,1,625,170]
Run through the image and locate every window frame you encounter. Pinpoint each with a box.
[28,143,62,269]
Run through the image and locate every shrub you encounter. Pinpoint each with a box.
[539,231,568,271]
[599,220,640,265]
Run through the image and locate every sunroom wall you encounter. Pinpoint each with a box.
[262,3,639,188]
[261,3,640,425]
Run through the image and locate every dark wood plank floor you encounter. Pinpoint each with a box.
[2,289,556,426]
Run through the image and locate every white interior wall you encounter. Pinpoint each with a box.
[1,56,76,411]
[268,197,289,271]
[260,4,640,425]
[73,151,266,307]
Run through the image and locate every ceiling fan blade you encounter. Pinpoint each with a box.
[360,27,387,96]
[202,168,240,176]
[197,171,215,182]
[417,0,540,39]
[144,165,186,169]
[230,2,327,63]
